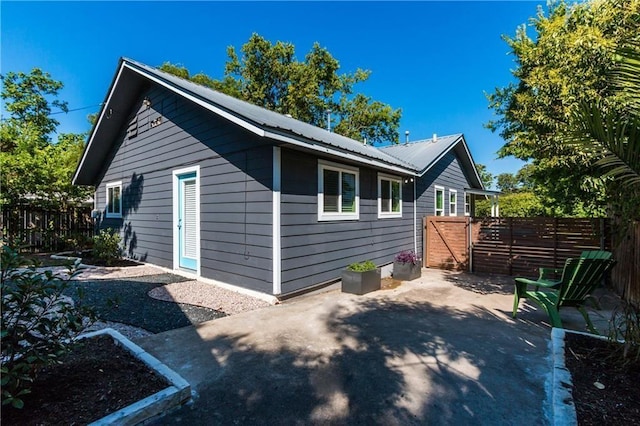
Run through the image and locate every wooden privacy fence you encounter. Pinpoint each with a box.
[424,217,610,277]
[424,216,471,271]
[470,217,610,277]
[610,221,640,304]
[1,205,94,253]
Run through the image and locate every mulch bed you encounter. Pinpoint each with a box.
[64,274,226,333]
[1,335,169,425]
[564,333,640,424]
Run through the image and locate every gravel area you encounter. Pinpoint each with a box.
[148,280,270,314]
[54,260,272,336]
[65,274,227,334]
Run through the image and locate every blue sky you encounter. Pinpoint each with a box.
[2,1,541,179]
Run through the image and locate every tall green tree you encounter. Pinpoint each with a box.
[475,163,494,189]
[486,0,640,216]
[563,39,640,221]
[0,69,92,207]
[160,33,401,144]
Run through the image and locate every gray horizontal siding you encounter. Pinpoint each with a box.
[416,150,471,258]
[279,148,414,293]
[96,84,273,293]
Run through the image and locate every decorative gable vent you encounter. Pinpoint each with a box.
[127,115,138,139]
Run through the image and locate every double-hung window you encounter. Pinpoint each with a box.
[318,160,359,221]
[106,181,122,218]
[435,186,444,216]
[465,193,471,216]
[378,174,402,218]
[449,189,457,216]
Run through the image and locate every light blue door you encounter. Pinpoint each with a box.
[177,172,197,271]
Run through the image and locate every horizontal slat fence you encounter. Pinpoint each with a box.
[471,217,610,278]
[1,205,94,253]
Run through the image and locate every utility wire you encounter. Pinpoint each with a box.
[49,103,104,115]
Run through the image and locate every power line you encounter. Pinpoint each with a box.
[49,103,103,115]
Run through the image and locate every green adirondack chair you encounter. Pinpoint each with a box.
[512,252,616,334]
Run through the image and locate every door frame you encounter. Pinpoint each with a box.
[172,165,201,276]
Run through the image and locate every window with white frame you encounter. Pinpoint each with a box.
[318,160,359,221]
[435,186,444,216]
[449,189,457,216]
[106,181,122,218]
[465,193,471,216]
[378,174,402,218]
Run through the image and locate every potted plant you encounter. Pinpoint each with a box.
[393,250,422,281]
[341,260,381,295]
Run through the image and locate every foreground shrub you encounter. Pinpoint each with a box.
[608,299,640,365]
[92,228,122,266]
[347,260,377,272]
[1,245,96,409]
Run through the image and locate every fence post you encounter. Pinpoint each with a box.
[599,218,605,250]
[508,217,513,276]
[422,216,427,268]
[468,216,473,273]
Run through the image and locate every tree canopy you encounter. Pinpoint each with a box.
[0,69,92,207]
[486,0,640,216]
[159,33,401,145]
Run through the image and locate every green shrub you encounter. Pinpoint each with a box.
[347,260,377,272]
[92,228,122,266]
[1,244,96,409]
[608,300,640,365]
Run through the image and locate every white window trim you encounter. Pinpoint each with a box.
[449,189,457,216]
[105,181,122,218]
[377,173,402,218]
[464,192,471,216]
[318,159,359,221]
[435,186,444,216]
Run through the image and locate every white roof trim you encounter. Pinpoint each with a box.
[122,63,266,138]
[72,63,126,185]
[263,129,415,176]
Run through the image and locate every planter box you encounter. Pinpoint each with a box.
[393,261,421,281]
[341,268,381,295]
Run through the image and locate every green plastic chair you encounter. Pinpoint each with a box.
[512,253,616,334]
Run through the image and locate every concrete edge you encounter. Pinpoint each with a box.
[50,253,98,270]
[550,328,577,426]
[78,328,191,425]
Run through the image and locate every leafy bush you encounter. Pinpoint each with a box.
[395,250,419,265]
[92,228,122,266]
[1,245,96,409]
[347,260,377,272]
[608,300,640,365]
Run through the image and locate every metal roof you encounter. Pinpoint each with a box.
[380,135,484,188]
[123,59,413,170]
[74,58,483,188]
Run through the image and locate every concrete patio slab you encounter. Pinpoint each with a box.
[137,269,618,425]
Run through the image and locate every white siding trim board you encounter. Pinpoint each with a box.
[272,146,282,295]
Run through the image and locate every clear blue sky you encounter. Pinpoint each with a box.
[2,1,542,179]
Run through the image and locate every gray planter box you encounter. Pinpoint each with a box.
[393,261,421,281]
[341,268,381,295]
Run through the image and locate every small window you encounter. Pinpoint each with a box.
[106,181,122,218]
[435,186,444,216]
[318,160,359,221]
[449,189,457,216]
[378,174,402,218]
[465,193,471,216]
